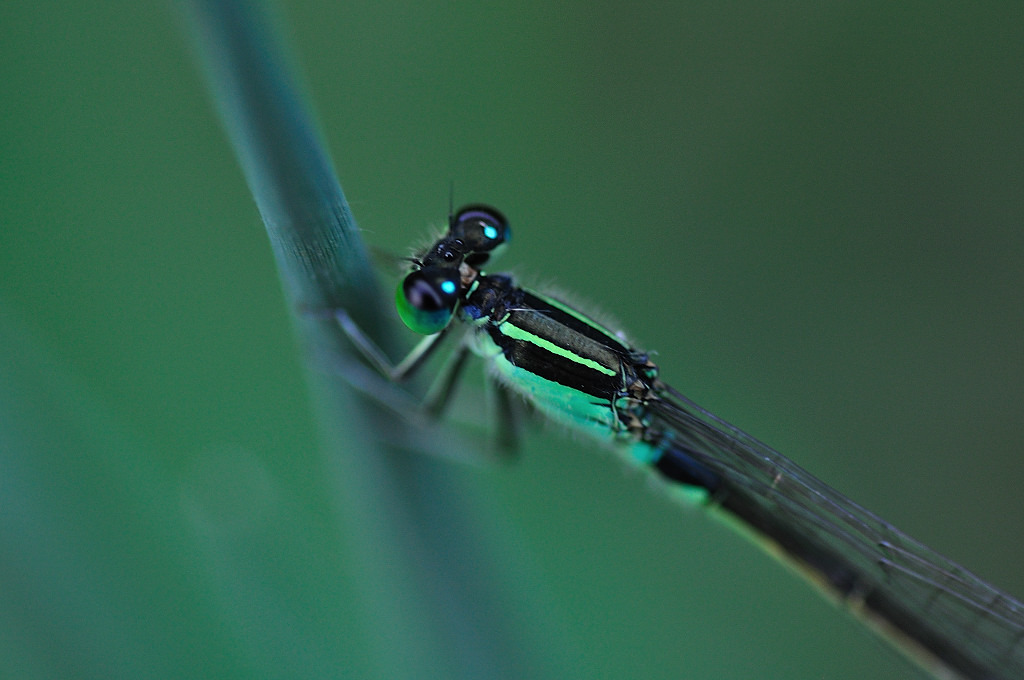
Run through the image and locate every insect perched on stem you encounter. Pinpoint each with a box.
[332,205,1024,680]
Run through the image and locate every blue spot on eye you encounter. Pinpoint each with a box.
[483,225,498,240]
[440,280,457,294]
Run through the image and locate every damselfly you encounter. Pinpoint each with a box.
[333,205,1024,680]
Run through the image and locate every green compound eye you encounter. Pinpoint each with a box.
[396,268,460,334]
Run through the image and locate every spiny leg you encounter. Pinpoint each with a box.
[420,342,525,459]
[332,308,450,382]
[489,378,523,456]
[301,307,454,423]
[422,342,472,418]
[322,307,512,463]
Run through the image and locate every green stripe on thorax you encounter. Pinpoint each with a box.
[498,321,618,377]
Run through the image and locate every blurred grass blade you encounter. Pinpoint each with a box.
[181,0,374,312]
[180,1,568,677]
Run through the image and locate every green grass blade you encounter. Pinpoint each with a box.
[181,0,374,311]
[180,1,567,677]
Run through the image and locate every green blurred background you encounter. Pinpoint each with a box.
[2,1,1022,678]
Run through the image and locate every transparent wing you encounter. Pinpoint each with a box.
[648,382,1024,680]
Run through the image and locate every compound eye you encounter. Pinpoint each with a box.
[395,268,460,334]
[451,205,510,255]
